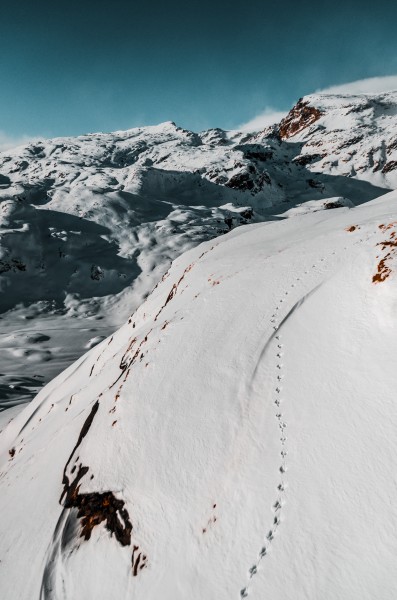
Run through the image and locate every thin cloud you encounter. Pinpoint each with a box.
[0,131,39,152]
[237,108,287,132]
[317,75,397,95]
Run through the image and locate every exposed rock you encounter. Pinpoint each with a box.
[338,135,364,150]
[293,153,325,167]
[239,208,253,220]
[90,265,104,281]
[278,99,323,139]
[235,144,274,161]
[382,161,397,174]
[226,171,255,191]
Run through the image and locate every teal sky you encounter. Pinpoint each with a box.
[1,0,397,138]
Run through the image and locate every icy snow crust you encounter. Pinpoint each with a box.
[1,92,397,406]
[1,187,397,599]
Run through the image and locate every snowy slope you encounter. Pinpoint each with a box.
[0,123,254,406]
[0,92,396,406]
[1,188,397,599]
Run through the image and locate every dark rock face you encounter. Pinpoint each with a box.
[0,258,26,273]
[235,144,274,162]
[226,171,255,191]
[382,161,397,174]
[293,153,325,167]
[240,208,253,220]
[278,99,323,140]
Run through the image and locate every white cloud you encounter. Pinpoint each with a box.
[317,75,397,95]
[237,108,287,133]
[0,131,40,152]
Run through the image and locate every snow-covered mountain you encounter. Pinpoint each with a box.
[0,93,397,406]
[2,91,397,407]
[1,183,397,599]
[2,91,397,598]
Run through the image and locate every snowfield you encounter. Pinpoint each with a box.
[2,91,397,598]
[1,185,397,599]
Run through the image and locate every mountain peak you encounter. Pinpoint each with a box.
[278,97,323,139]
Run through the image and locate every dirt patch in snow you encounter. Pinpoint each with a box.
[154,263,194,321]
[59,400,147,572]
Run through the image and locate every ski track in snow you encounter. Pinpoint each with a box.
[240,225,376,598]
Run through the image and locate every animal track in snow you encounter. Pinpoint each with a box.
[240,314,289,598]
[239,226,375,598]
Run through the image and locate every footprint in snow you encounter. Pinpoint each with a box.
[249,565,257,577]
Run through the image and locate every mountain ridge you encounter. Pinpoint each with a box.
[0,90,395,405]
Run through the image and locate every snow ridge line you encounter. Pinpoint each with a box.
[239,226,374,599]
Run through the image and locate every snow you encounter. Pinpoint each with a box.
[1,184,397,598]
[2,91,397,598]
[2,91,396,407]
[0,125,262,407]
[273,91,397,189]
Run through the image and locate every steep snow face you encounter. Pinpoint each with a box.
[1,190,397,599]
[1,93,397,405]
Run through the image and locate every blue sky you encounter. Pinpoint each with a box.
[1,0,397,142]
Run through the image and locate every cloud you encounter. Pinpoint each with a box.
[317,75,397,95]
[0,131,40,152]
[237,108,287,132]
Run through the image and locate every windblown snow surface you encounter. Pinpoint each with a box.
[2,184,397,598]
[2,91,397,599]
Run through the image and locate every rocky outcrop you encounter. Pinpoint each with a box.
[382,161,397,174]
[278,99,323,139]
